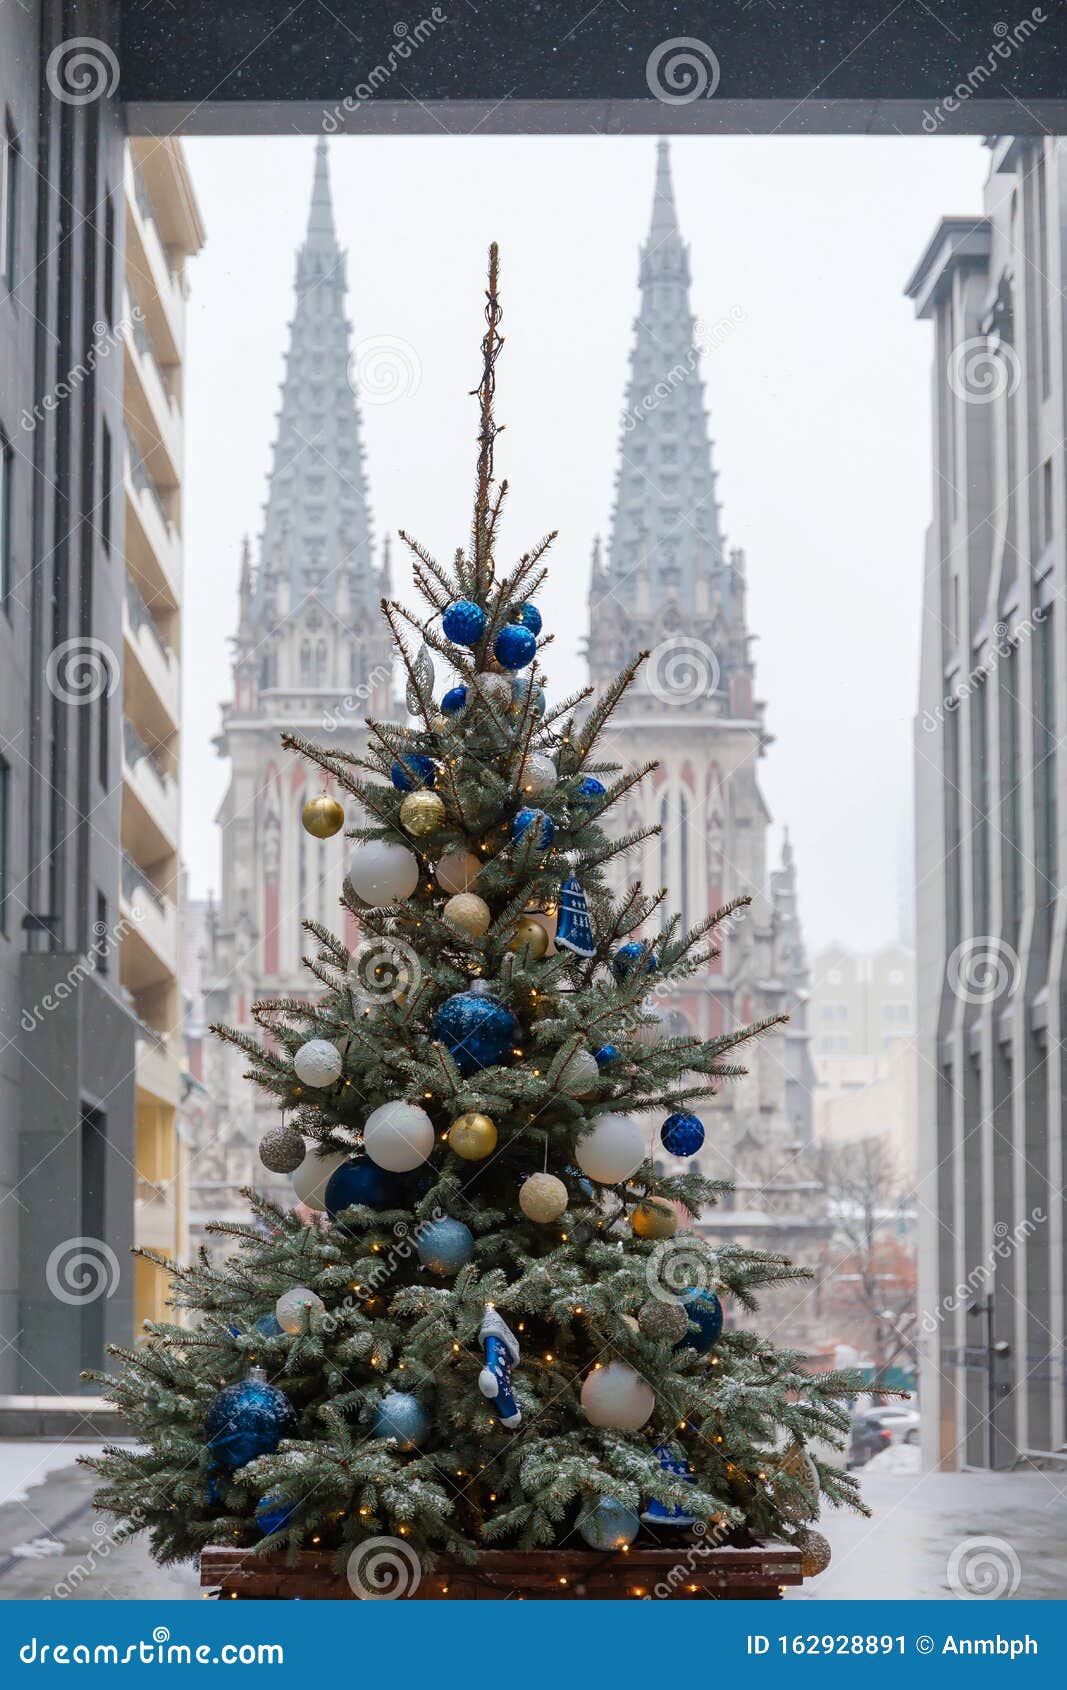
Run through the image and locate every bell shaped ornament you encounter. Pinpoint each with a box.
[554,874,596,958]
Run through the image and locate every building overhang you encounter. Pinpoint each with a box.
[904,217,992,318]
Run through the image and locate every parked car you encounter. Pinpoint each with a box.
[847,1414,894,1468]
[864,1405,920,1444]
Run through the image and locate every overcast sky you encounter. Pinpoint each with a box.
[179,134,987,955]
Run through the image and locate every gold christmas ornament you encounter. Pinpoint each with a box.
[507,916,550,959]
[631,1197,679,1241]
[399,790,446,838]
[518,1172,569,1224]
[448,1111,497,1160]
[430,713,449,735]
[301,793,345,839]
[796,1529,832,1578]
[443,892,492,938]
[771,1444,821,1522]
[638,1297,689,1344]
[435,849,482,895]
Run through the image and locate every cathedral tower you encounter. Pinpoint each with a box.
[195,142,393,1227]
[590,145,818,1291]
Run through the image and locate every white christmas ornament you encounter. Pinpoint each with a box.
[293,1038,343,1089]
[580,1360,655,1430]
[347,839,420,905]
[520,751,557,794]
[633,1003,669,1047]
[363,1100,435,1172]
[292,1149,349,1211]
[559,1047,600,1098]
[275,1285,325,1333]
[575,1112,646,1184]
[470,672,513,710]
[435,849,482,895]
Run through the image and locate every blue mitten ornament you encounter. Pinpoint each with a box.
[478,1306,522,1429]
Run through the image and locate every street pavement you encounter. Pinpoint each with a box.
[1,1440,1065,1601]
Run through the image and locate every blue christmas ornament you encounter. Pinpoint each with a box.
[660,1111,706,1158]
[511,807,554,848]
[417,1217,475,1275]
[390,753,437,792]
[612,940,657,982]
[577,776,606,808]
[204,1463,225,1506]
[512,602,542,635]
[641,1443,697,1526]
[554,874,596,958]
[442,599,487,646]
[441,685,468,718]
[577,1496,640,1550]
[675,1289,724,1355]
[493,622,537,671]
[325,1157,405,1222]
[256,1492,297,1536]
[510,674,546,718]
[205,1368,298,1471]
[594,1044,620,1067]
[478,1306,522,1429]
[255,1313,283,1338]
[372,1391,430,1450]
[432,983,520,1077]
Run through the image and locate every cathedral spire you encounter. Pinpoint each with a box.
[255,140,375,616]
[595,142,730,636]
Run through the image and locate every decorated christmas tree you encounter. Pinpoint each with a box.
[86,249,865,1593]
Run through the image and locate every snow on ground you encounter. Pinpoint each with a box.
[0,1442,112,1508]
[862,1440,921,1476]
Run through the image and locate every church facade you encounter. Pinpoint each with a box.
[190,143,820,1323]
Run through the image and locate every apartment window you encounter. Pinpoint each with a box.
[678,789,689,933]
[1,116,18,292]
[945,705,962,949]
[0,757,8,935]
[103,193,116,328]
[0,429,12,603]
[96,892,108,973]
[100,421,112,555]
[1003,640,1023,942]
[98,685,109,787]
[1041,457,1053,555]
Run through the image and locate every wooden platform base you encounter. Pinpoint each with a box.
[201,1541,803,1600]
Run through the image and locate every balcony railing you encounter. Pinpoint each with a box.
[125,428,174,535]
[123,717,170,785]
[121,851,164,912]
[125,573,171,659]
[130,311,177,409]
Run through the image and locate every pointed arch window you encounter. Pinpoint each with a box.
[297,787,308,963]
[315,640,328,686]
[299,641,312,685]
[659,793,671,930]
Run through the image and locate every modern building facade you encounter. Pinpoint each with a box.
[198,141,393,1222]
[120,139,203,1326]
[909,136,1067,1469]
[1,1,139,1395]
[810,942,915,1061]
[588,144,824,1337]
